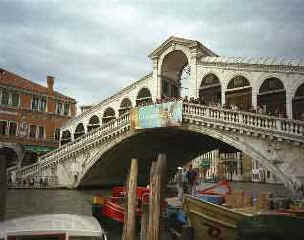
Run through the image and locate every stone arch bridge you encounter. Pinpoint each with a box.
[14,103,304,194]
[10,36,304,194]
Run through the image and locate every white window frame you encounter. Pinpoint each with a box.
[56,102,63,115]
[0,120,7,135]
[9,121,17,136]
[64,102,70,116]
[40,97,47,112]
[31,96,40,111]
[11,92,20,108]
[29,124,37,139]
[38,125,45,139]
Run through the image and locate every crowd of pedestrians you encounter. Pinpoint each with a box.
[7,176,52,188]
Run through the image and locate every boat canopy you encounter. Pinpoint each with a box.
[0,214,105,238]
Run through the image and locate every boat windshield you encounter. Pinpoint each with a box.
[13,236,105,240]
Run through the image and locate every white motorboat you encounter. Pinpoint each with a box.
[0,214,108,240]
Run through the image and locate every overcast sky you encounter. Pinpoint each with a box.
[1,0,303,112]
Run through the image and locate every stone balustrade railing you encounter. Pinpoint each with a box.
[183,103,304,141]
[14,102,304,181]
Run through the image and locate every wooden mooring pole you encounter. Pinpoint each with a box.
[148,153,167,240]
[141,160,156,240]
[122,158,138,240]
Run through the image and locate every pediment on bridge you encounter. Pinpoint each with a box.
[148,36,218,59]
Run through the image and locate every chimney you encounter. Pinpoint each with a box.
[47,75,54,95]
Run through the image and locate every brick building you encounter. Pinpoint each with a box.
[0,68,76,166]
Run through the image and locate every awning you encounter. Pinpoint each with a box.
[24,145,57,154]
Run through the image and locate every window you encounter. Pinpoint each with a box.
[64,103,70,115]
[32,97,39,111]
[9,122,17,136]
[40,97,47,112]
[1,90,9,105]
[0,121,7,135]
[29,125,37,138]
[55,128,60,140]
[57,102,62,114]
[38,126,44,139]
[12,93,19,107]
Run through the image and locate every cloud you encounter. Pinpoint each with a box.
[0,0,303,110]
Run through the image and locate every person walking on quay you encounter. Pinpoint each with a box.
[176,167,184,202]
[186,164,198,195]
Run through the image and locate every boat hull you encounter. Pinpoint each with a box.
[184,195,250,240]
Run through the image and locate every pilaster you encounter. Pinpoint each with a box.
[286,93,293,119]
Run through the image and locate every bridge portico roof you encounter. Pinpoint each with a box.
[201,56,304,68]
[148,36,218,59]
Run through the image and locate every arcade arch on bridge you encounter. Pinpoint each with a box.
[225,75,252,111]
[199,73,221,105]
[22,151,38,167]
[161,50,189,98]
[74,123,85,139]
[102,107,116,124]
[293,83,304,120]
[136,88,152,106]
[119,98,132,116]
[87,115,100,132]
[61,130,71,145]
[257,77,286,117]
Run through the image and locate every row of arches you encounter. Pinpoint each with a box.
[199,73,304,119]
[60,87,153,145]
[159,50,304,119]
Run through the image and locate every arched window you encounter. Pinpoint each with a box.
[136,88,152,107]
[227,76,250,89]
[74,123,85,139]
[199,74,221,106]
[293,83,304,120]
[258,77,286,117]
[102,107,116,124]
[61,130,71,145]
[161,50,188,98]
[87,115,100,132]
[119,98,132,116]
[225,76,251,111]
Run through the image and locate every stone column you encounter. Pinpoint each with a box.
[286,93,293,119]
[152,57,161,99]
[0,154,7,221]
[237,152,242,181]
[251,89,258,110]
[189,52,199,98]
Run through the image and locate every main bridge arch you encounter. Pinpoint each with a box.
[75,124,299,192]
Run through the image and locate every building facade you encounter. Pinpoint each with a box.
[0,68,76,166]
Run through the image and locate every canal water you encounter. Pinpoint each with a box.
[5,183,290,239]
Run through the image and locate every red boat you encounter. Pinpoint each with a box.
[92,186,165,223]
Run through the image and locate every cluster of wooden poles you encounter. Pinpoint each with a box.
[121,153,167,240]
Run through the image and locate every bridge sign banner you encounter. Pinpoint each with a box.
[130,101,182,129]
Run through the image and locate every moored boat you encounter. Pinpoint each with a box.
[184,194,251,240]
[0,214,108,240]
[184,194,304,240]
[92,186,152,224]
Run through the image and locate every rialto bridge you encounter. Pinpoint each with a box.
[7,36,304,194]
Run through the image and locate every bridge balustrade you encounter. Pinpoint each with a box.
[183,103,304,137]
